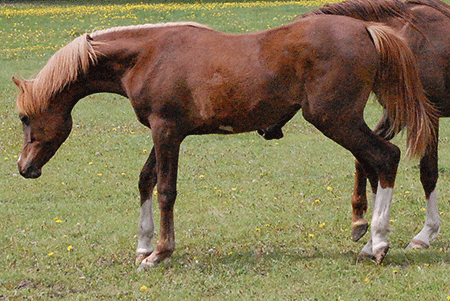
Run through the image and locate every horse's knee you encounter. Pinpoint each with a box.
[156,188,177,211]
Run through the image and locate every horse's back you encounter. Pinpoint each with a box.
[124,16,380,134]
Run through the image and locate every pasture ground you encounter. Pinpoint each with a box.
[1,1,449,300]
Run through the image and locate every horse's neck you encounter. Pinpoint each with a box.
[60,70,125,113]
[84,34,151,97]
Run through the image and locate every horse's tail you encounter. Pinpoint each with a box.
[366,23,437,158]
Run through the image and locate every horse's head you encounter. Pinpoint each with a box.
[14,77,73,178]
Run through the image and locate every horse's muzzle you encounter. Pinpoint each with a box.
[18,162,42,179]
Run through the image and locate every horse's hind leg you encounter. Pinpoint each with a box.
[303,107,400,264]
[136,147,157,265]
[351,112,395,242]
[352,117,441,249]
[351,160,377,241]
[408,122,440,249]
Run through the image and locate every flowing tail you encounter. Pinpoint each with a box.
[366,24,437,158]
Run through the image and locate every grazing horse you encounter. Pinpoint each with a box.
[14,16,435,267]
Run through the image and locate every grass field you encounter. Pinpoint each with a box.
[1,1,450,300]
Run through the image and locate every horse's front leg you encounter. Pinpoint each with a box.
[138,122,183,270]
[136,147,157,265]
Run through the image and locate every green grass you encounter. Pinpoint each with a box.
[1,1,450,300]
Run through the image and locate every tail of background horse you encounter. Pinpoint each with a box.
[366,24,437,158]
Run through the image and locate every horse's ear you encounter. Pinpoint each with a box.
[12,77,24,90]
[86,34,93,41]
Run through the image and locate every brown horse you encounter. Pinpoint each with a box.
[14,17,435,268]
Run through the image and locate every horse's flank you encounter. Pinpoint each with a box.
[15,22,209,116]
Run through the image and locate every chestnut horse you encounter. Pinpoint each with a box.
[14,17,435,267]
[282,0,449,253]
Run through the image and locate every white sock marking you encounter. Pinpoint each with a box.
[370,183,392,253]
[137,197,155,255]
[412,188,440,245]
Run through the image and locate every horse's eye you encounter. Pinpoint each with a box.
[20,115,30,125]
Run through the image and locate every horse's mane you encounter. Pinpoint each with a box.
[301,0,450,23]
[16,22,209,115]
[408,0,450,19]
[16,34,99,115]
[91,21,210,37]
[301,0,412,22]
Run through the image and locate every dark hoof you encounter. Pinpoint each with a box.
[357,251,375,263]
[351,222,369,242]
[374,246,389,265]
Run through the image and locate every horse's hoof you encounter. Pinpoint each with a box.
[136,252,165,271]
[351,222,369,242]
[137,262,150,271]
[135,254,150,266]
[358,251,375,262]
[406,239,429,249]
[374,246,389,265]
[136,260,158,271]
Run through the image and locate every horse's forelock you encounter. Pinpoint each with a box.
[15,79,33,116]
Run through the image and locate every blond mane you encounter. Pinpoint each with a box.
[16,22,210,115]
[90,21,210,37]
[16,34,99,115]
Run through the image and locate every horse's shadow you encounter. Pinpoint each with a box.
[167,244,450,270]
